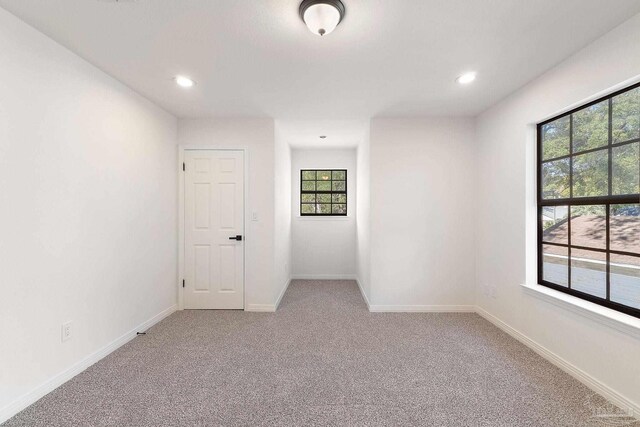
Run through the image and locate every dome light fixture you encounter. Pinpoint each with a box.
[299,0,346,37]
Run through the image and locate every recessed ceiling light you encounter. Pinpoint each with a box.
[456,72,477,85]
[319,135,327,139]
[300,0,346,36]
[175,75,196,88]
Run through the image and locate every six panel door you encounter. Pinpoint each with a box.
[184,150,244,309]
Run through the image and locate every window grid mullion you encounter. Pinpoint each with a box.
[538,82,640,319]
[606,98,613,302]
[541,241,639,259]
[540,137,639,165]
[537,126,544,290]
[540,194,639,206]
[568,114,573,290]
[300,169,347,216]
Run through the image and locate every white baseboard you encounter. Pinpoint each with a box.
[0,304,177,424]
[275,278,292,310]
[290,274,357,280]
[246,277,291,313]
[475,306,639,419]
[4,298,637,423]
[369,304,476,313]
[352,280,473,314]
[245,304,276,312]
[355,278,371,310]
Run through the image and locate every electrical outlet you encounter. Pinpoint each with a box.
[490,285,497,299]
[284,263,288,273]
[61,322,72,342]
[252,212,258,221]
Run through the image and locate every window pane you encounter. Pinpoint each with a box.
[317,171,332,181]
[542,116,570,160]
[301,194,316,203]
[570,205,606,249]
[301,204,316,214]
[543,244,568,287]
[542,158,570,199]
[612,87,640,144]
[332,170,346,180]
[572,100,609,153]
[317,194,331,204]
[538,86,640,315]
[610,254,640,310]
[542,206,569,244]
[332,181,346,191]
[570,249,606,298]
[332,204,346,214]
[301,169,347,216]
[302,170,316,180]
[572,149,608,197]
[610,204,640,254]
[332,194,346,204]
[317,181,331,191]
[612,142,640,195]
[317,204,331,214]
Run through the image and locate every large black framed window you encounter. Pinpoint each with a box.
[537,82,640,318]
[300,170,347,216]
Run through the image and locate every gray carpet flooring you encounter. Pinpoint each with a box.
[3,280,636,426]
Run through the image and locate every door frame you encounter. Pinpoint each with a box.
[178,145,249,311]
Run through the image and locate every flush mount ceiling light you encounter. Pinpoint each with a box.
[456,72,477,85]
[299,0,346,36]
[174,75,196,88]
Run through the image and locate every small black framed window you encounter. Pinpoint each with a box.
[537,82,640,318]
[300,169,347,216]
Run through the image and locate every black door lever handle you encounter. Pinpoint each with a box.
[229,235,243,241]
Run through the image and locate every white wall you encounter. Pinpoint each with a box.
[178,118,276,309]
[356,130,371,300]
[291,149,357,279]
[274,123,292,303]
[3,0,639,421]
[369,118,476,308]
[476,13,640,413]
[0,7,178,420]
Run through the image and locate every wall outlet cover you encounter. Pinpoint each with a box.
[61,322,72,342]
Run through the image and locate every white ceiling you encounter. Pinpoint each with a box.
[277,120,367,148]
[2,0,640,120]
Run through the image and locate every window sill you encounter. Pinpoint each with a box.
[521,283,640,338]
[295,216,351,221]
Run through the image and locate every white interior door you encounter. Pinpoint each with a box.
[184,150,244,309]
